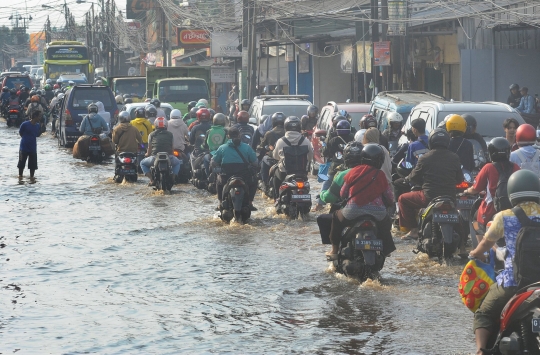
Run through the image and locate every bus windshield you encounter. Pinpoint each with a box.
[157,80,209,102]
[46,46,88,60]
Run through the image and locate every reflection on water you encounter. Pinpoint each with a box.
[0,120,475,354]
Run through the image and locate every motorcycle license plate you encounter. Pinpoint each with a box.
[291,194,311,202]
[10,115,18,119]
[533,318,540,333]
[433,212,459,223]
[118,169,136,175]
[355,239,383,251]
[89,145,101,151]
[456,196,475,209]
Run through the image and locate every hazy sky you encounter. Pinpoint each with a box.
[2,0,126,34]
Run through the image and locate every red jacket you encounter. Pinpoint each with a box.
[341,165,389,207]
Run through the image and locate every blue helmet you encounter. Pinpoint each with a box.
[336,120,351,136]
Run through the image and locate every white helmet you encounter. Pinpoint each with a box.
[115,95,124,104]
[198,99,208,106]
[387,112,403,123]
[170,109,182,119]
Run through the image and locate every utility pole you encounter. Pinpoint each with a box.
[161,7,167,66]
[241,0,249,100]
[110,0,116,76]
[381,0,388,91]
[371,0,379,97]
[45,16,52,43]
[249,1,257,100]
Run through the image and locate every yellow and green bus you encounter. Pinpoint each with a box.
[43,41,94,85]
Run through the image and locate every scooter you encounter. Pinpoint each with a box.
[190,150,208,189]
[6,105,23,127]
[114,152,138,183]
[173,149,191,184]
[456,170,476,253]
[274,174,311,220]
[220,175,251,224]
[87,135,104,163]
[151,152,174,191]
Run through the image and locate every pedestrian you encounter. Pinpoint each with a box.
[503,117,520,151]
[18,110,42,182]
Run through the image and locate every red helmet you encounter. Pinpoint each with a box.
[53,84,60,89]
[359,114,377,129]
[237,110,249,123]
[196,108,211,121]
[516,123,536,146]
[154,116,168,129]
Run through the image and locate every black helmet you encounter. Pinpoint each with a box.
[10,88,17,95]
[488,137,511,162]
[187,101,197,111]
[428,128,450,150]
[240,99,250,107]
[145,106,157,118]
[2,86,8,92]
[260,114,270,125]
[135,107,146,118]
[359,144,385,169]
[124,98,133,104]
[150,98,160,107]
[332,114,347,128]
[509,83,520,91]
[343,141,364,168]
[307,105,318,118]
[462,114,477,129]
[507,169,540,206]
[271,112,286,127]
[208,108,215,119]
[189,107,198,118]
[29,90,36,97]
[284,116,301,132]
[228,126,241,142]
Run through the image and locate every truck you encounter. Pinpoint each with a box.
[108,76,146,103]
[146,66,211,113]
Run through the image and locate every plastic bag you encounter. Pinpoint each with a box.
[458,250,496,312]
[317,162,330,183]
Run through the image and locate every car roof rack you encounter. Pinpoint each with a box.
[256,95,310,101]
[377,90,446,101]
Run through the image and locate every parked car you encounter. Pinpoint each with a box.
[369,91,446,132]
[400,101,525,146]
[2,74,33,90]
[311,101,371,173]
[122,102,174,121]
[57,84,118,147]
[248,95,312,125]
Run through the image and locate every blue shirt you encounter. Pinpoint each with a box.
[79,113,109,136]
[516,94,536,114]
[405,134,429,166]
[19,120,41,153]
[213,139,257,165]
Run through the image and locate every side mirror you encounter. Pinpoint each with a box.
[314,129,327,137]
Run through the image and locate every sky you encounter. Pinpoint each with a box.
[2,0,126,34]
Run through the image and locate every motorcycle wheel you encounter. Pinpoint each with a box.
[114,175,123,183]
[288,204,298,220]
[127,174,138,183]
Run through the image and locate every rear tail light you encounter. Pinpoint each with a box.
[9,109,18,113]
[296,181,304,189]
[90,136,99,142]
[360,220,374,228]
[65,109,72,124]
[173,151,180,157]
[456,181,469,189]
[123,157,132,163]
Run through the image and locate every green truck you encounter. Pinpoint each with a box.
[146,66,211,113]
[109,76,146,103]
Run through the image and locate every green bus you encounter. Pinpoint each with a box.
[43,41,94,85]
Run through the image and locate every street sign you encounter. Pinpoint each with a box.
[211,67,235,83]
[210,32,241,58]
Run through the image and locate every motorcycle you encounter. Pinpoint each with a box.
[6,105,23,127]
[456,170,476,253]
[173,149,191,184]
[87,135,104,163]
[40,111,49,133]
[150,152,174,191]
[328,214,386,281]
[220,175,251,224]
[258,156,278,198]
[114,152,138,183]
[190,150,208,190]
[137,143,147,174]
[274,173,311,220]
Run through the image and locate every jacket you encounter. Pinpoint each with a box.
[190,121,212,146]
[383,128,402,142]
[407,148,463,202]
[79,113,108,136]
[212,139,257,175]
[273,131,314,173]
[148,129,173,155]
[26,102,43,118]
[167,118,189,151]
[322,134,354,175]
[130,117,154,143]
[405,134,429,166]
[258,126,285,157]
[448,136,475,172]
[204,125,227,152]
[320,168,350,204]
[507,92,522,108]
[516,94,536,114]
[112,122,142,153]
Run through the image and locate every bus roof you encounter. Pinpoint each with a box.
[47,41,84,47]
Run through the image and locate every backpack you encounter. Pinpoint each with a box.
[282,137,309,174]
[493,162,513,212]
[238,125,254,145]
[207,128,226,151]
[511,207,540,287]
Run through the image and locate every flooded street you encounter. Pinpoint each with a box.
[1,122,475,354]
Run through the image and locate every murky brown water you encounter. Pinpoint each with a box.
[0,121,475,354]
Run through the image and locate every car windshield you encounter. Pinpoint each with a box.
[437,111,523,138]
[72,88,113,109]
[115,78,146,98]
[349,112,368,128]
[261,104,310,118]
[158,80,208,102]
[4,77,32,89]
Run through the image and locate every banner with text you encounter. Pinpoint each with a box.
[210,32,241,58]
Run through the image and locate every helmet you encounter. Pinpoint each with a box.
[487,137,511,162]
[428,128,451,149]
[124,98,133,104]
[240,99,250,108]
[53,84,60,89]
[198,99,209,106]
[509,83,520,91]
[46,79,52,85]
[115,95,123,104]
[332,114,347,128]
[95,80,103,85]
[2,86,8,92]
[336,120,351,136]
[150,98,160,107]
[135,107,146,118]
[88,103,98,114]
[118,111,131,123]
[29,90,36,97]
[307,105,318,118]
[195,102,206,109]
[516,124,536,147]
[10,88,16,95]
[445,114,467,134]
[237,110,249,123]
[57,93,65,100]
[154,116,168,129]
[260,114,270,125]
[359,144,385,169]
[144,104,155,112]
[284,116,301,132]
[37,90,44,96]
[31,95,40,102]
[271,112,286,127]
[44,84,52,91]
[338,109,348,118]
[507,169,540,206]
[187,101,197,111]
[208,108,215,119]
[170,109,182,119]
[213,113,227,126]
[56,79,63,84]
[197,108,211,121]
[462,114,477,129]
[387,112,403,124]
[190,107,198,117]
[359,114,377,129]
[145,106,158,118]
[343,141,364,168]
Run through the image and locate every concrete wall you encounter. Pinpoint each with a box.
[312,53,352,107]
[461,49,540,102]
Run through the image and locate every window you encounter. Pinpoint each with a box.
[318,108,330,131]
[260,104,310,120]
[114,79,146,98]
[378,111,389,131]
[158,79,209,102]
[72,88,113,109]
[3,77,32,89]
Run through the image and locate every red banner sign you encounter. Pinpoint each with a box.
[374,41,391,66]
[179,30,210,44]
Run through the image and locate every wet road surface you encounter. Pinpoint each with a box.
[1,121,475,354]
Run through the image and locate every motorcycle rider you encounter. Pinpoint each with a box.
[211,126,258,211]
[382,112,403,142]
[130,107,154,145]
[189,108,212,148]
[49,92,64,134]
[257,112,286,185]
[185,107,199,127]
[25,95,44,120]
[79,103,109,136]
[229,99,250,124]
[326,144,396,257]
[509,123,540,175]
[115,95,124,112]
[362,127,392,184]
[202,113,228,177]
[272,116,314,200]
[150,98,166,118]
[0,86,10,107]
[301,105,319,132]
[463,138,520,239]
[446,114,475,172]
[404,118,429,168]
[43,84,54,104]
[251,114,271,152]
[19,87,29,104]
[231,110,255,146]
[145,105,158,126]
[141,117,182,185]
[469,169,540,355]
[516,87,536,114]
[397,129,463,240]
[112,111,142,154]
[463,114,488,158]
[167,109,189,153]
[355,114,389,149]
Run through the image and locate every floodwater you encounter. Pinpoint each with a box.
[0,121,475,354]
